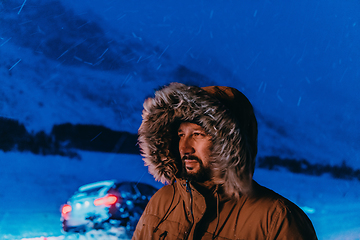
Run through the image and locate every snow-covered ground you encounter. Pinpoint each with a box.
[0,150,160,240]
[1,0,360,239]
[0,150,359,240]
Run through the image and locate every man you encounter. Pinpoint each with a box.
[133,83,317,239]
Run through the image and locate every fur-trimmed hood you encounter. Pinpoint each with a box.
[138,83,258,198]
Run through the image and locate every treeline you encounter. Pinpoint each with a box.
[258,156,360,181]
[2,117,359,181]
[0,117,139,159]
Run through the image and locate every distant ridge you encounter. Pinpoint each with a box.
[0,117,139,159]
[258,156,360,182]
[1,117,359,182]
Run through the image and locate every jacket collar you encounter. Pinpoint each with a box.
[175,178,249,239]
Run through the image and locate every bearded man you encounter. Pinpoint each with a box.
[133,83,317,240]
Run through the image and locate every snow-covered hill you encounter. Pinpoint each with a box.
[1,0,359,168]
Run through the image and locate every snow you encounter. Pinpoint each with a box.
[1,0,360,239]
[0,150,162,239]
[1,150,359,239]
[1,0,359,169]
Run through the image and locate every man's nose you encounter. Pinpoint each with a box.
[179,137,195,156]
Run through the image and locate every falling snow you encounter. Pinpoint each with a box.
[1,0,360,239]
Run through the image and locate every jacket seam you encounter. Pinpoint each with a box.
[266,199,286,240]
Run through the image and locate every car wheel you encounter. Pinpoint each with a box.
[62,220,69,232]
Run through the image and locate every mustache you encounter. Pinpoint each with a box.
[182,155,201,162]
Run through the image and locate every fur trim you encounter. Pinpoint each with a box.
[138,83,257,198]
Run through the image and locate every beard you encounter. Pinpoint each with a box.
[181,155,212,183]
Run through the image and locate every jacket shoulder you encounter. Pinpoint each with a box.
[132,184,185,240]
[140,184,178,217]
[149,184,176,202]
[243,182,318,239]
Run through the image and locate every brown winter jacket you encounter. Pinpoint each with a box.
[132,179,317,239]
[133,83,317,239]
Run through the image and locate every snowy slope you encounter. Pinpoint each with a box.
[0,150,359,240]
[1,0,359,168]
[60,0,360,168]
[0,150,162,239]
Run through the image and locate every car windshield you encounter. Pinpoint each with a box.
[76,186,104,196]
[115,182,136,198]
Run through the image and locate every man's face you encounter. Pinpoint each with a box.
[178,122,213,182]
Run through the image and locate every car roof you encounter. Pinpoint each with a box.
[78,180,116,192]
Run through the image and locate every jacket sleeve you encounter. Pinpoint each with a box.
[132,185,179,240]
[267,201,318,240]
[132,190,163,240]
[131,209,151,240]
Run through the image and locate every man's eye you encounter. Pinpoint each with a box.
[193,132,204,137]
[178,133,184,138]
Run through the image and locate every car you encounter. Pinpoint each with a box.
[60,180,158,232]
